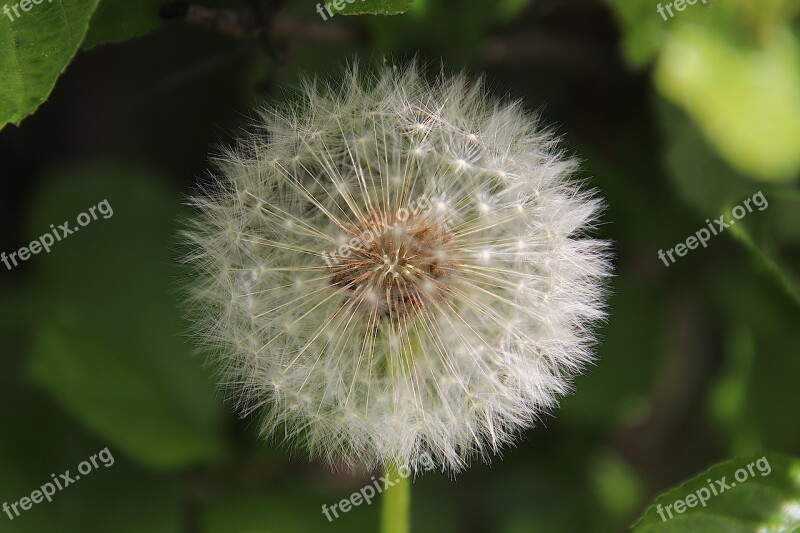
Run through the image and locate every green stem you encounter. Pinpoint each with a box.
[380,461,411,533]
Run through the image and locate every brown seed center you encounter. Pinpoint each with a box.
[326,210,457,318]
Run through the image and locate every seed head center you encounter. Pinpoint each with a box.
[327,209,458,318]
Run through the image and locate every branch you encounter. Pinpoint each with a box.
[160,3,611,86]
[482,32,616,76]
[160,2,362,46]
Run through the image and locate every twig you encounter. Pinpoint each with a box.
[161,3,362,46]
[161,2,260,39]
[482,32,616,76]
[161,3,613,86]
[133,43,255,104]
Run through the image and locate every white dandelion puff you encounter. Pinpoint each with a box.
[183,62,611,474]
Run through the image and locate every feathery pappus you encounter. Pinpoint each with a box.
[183,62,611,473]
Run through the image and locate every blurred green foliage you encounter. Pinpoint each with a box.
[26,167,226,469]
[1,0,799,531]
[608,0,800,182]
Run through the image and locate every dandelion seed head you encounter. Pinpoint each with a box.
[184,62,611,473]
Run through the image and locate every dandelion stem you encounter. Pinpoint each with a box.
[380,461,411,533]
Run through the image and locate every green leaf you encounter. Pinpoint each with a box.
[83,0,163,49]
[29,319,226,470]
[0,0,101,129]
[633,453,800,532]
[26,165,227,469]
[335,0,413,16]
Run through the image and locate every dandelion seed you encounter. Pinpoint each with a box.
[183,62,611,473]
